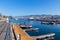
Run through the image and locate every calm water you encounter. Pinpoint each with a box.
[10,18,60,40]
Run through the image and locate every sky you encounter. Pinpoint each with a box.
[0,0,60,16]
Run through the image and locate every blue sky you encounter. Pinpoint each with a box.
[0,0,60,16]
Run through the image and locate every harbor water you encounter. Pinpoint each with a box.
[10,18,60,40]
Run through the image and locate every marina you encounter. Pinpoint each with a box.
[10,17,60,40]
[0,0,60,40]
[0,16,60,40]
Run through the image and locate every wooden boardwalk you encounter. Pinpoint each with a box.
[13,24,32,40]
[0,22,8,40]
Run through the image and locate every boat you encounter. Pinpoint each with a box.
[19,22,39,31]
[41,21,54,24]
[19,22,32,29]
[23,28,39,31]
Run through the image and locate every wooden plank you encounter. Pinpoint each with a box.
[13,24,32,40]
[0,23,8,40]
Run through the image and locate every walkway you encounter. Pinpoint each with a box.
[13,24,32,40]
[0,22,8,40]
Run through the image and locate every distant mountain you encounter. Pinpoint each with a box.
[8,14,60,19]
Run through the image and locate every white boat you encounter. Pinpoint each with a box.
[24,28,39,31]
